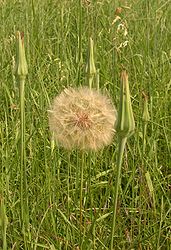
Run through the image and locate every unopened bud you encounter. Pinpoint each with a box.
[142,92,150,122]
[86,37,96,89]
[116,71,135,138]
[15,31,28,79]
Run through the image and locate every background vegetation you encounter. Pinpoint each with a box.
[0,0,171,249]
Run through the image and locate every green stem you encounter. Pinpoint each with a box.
[19,77,28,247]
[78,0,82,64]
[20,77,25,224]
[67,153,71,216]
[110,137,127,249]
[66,153,71,250]
[88,152,95,247]
[79,151,84,248]
[76,0,83,85]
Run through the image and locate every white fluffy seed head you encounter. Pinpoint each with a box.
[48,87,117,151]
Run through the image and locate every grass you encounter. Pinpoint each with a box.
[0,0,171,249]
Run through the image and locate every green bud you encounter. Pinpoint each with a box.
[15,31,28,79]
[142,92,150,122]
[116,71,135,138]
[86,37,96,89]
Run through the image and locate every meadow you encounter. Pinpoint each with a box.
[0,0,171,249]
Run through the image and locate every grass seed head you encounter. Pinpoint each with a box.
[48,87,117,151]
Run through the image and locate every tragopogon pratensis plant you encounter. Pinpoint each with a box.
[15,31,29,248]
[110,70,135,249]
[48,87,117,151]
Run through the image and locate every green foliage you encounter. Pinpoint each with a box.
[0,0,171,249]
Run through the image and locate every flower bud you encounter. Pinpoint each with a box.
[86,37,96,89]
[15,31,28,79]
[142,92,150,122]
[116,71,135,138]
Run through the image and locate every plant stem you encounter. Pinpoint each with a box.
[78,0,82,65]
[19,77,28,247]
[79,151,84,248]
[110,137,127,249]
[66,153,71,250]
[20,77,25,224]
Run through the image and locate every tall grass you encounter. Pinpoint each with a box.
[0,0,171,249]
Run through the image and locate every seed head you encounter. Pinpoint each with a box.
[48,87,117,151]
